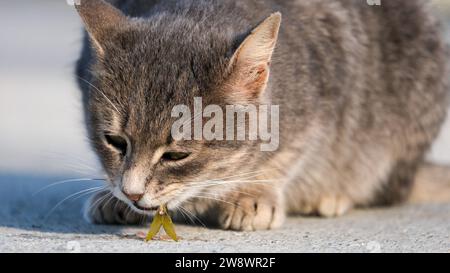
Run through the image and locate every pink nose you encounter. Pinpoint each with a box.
[123,192,143,202]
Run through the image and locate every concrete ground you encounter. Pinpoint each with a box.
[1,175,449,253]
[0,1,450,253]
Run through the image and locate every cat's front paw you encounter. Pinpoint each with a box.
[215,187,285,231]
[83,191,145,225]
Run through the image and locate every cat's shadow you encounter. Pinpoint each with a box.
[0,174,209,235]
[0,174,136,235]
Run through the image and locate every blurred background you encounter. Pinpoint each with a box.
[0,0,449,231]
[0,0,100,177]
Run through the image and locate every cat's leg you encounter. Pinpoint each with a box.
[204,185,286,231]
[317,195,353,217]
[284,177,355,217]
[288,194,353,217]
[83,191,145,225]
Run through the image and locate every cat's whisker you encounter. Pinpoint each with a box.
[188,194,240,208]
[42,152,101,176]
[177,205,195,225]
[203,187,258,198]
[162,168,274,192]
[206,169,275,182]
[87,191,113,213]
[77,76,121,115]
[41,151,96,168]
[71,187,109,201]
[113,198,123,212]
[33,178,107,196]
[178,204,207,228]
[102,194,116,210]
[180,170,273,187]
[59,164,100,176]
[59,159,99,172]
[59,165,97,176]
[187,179,278,189]
[158,176,279,207]
[183,181,260,197]
[44,186,107,219]
[189,178,277,185]
[177,207,189,223]
[163,187,217,225]
[124,205,133,221]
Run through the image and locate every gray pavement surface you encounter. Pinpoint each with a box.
[0,175,449,253]
[0,0,449,253]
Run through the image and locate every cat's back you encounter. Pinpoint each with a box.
[268,0,449,123]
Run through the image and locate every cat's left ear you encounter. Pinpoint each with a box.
[226,12,281,101]
[75,0,129,56]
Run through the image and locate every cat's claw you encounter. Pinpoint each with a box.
[83,191,145,225]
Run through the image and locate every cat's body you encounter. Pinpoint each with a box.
[76,0,450,230]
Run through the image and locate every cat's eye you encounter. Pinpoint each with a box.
[161,152,190,161]
[104,134,128,155]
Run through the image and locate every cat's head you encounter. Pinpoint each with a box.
[76,0,281,213]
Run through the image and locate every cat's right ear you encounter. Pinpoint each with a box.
[75,0,128,56]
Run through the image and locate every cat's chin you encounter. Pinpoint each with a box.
[123,203,156,216]
[133,204,159,212]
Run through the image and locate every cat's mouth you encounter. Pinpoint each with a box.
[133,203,159,212]
[111,187,161,213]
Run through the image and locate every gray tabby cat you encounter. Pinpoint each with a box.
[75,0,450,231]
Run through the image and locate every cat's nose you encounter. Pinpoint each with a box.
[123,192,143,202]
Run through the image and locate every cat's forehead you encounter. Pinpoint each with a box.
[92,16,237,138]
[96,27,232,115]
[101,22,231,90]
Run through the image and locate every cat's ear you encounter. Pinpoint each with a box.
[226,12,281,101]
[75,0,128,56]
